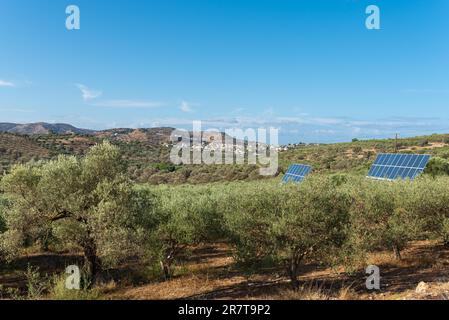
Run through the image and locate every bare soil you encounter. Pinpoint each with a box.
[1,241,448,300]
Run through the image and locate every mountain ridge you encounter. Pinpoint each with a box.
[0,122,95,135]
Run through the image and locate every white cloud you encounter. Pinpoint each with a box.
[180,101,195,113]
[76,84,103,101]
[63,112,449,144]
[0,108,35,113]
[314,129,336,135]
[92,100,164,109]
[402,89,449,94]
[0,80,15,87]
[131,115,449,136]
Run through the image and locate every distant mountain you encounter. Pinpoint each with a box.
[0,122,95,135]
[0,122,236,145]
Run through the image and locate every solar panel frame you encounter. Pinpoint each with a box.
[282,164,312,184]
[367,153,430,181]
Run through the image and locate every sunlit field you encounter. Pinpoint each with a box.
[1,136,449,300]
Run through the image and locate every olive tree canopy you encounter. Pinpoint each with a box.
[0,141,155,280]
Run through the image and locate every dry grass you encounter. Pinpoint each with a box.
[258,282,359,300]
[2,241,448,300]
[104,240,449,300]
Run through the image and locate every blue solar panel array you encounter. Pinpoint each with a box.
[282,164,313,183]
[367,153,431,181]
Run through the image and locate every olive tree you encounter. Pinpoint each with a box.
[224,178,352,288]
[407,176,449,246]
[0,142,154,281]
[150,185,223,280]
[222,184,283,265]
[274,178,352,287]
[348,178,422,260]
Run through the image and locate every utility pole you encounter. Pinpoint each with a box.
[395,133,399,153]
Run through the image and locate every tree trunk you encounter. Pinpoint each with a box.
[393,244,402,260]
[160,260,171,280]
[287,250,304,289]
[160,246,176,281]
[83,239,102,286]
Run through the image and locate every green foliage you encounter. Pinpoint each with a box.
[347,178,421,260]
[424,157,449,177]
[222,183,286,265]
[352,146,362,153]
[0,142,155,280]
[25,265,49,299]
[420,140,430,147]
[152,163,177,172]
[3,130,449,185]
[49,273,100,300]
[145,184,225,279]
[0,195,7,233]
[222,177,352,287]
[406,176,449,245]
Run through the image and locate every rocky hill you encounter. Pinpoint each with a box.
[0,122,95,135]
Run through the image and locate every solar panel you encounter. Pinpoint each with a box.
[367,153,431,181]
[282,164,312,183]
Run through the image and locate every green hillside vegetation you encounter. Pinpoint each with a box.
[0,132,267,184]
[2,131,449,184]
[280,133,449,175]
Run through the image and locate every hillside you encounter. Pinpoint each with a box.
[0,122,95,135]
[280,133,449,175]
[0,124,264,183]
[1,123,449,182]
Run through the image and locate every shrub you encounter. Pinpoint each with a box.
[352,146,362,153]
[424,157,449,177]
[419,140,429,147]
[25,265,49,299]
[407,176,449,245]
[49,273,100,300]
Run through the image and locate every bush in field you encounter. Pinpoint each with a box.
[0,142,155,282]
[222,183,286,265]
[274,178,352,287]
[148,184,224,279]
[348,178,423,260]
[406,176,449,246]
[424,157,449,177]
[49,273,100,300]
[223,178,352,288]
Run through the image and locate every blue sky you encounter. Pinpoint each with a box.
[0,0,448,144]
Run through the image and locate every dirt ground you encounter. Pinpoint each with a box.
[1,241,448,300]
[104,241,449,300]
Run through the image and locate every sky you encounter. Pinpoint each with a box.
[0,0,448,144]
